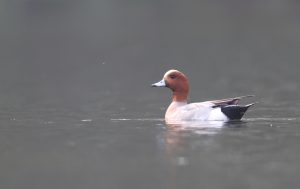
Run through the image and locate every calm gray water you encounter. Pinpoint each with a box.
[1,1,300,189]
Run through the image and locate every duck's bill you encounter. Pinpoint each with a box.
[151,79,166,87]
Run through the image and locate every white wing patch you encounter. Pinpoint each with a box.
[207,108,229,121]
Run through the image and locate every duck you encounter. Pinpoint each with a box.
[152,69,254,122]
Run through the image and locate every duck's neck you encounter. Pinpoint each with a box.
[172,90,188,102]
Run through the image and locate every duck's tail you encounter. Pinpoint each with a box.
[221,103,255,120]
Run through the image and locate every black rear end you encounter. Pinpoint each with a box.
[221,104,253,120]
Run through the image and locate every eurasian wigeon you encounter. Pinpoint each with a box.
[152,69,254,122]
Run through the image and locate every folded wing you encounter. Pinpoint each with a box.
[209,95,254,107]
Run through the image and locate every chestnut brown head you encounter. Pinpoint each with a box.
[152,69,189,102]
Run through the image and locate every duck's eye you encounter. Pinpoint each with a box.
[169,74,176,79]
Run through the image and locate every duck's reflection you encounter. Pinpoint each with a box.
[158,120,246,189]
[162,120,246,153]
[161,120,225,157]
[166,120,225,133]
